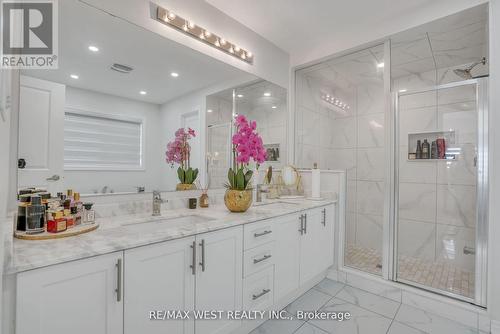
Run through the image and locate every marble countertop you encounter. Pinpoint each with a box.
[3,198,336,274]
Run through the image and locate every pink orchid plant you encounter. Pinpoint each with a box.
[166,127,198,184]
[226,115,266,190]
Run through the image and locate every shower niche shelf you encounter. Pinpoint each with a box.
[407,130,459,161]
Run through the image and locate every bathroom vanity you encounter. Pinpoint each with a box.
[5,199,336,334]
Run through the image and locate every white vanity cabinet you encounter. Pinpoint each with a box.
[16,252,124,334]
[195,226,243,334]
[124,237,196,334]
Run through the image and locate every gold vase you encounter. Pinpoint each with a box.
[224,189,253,212]
[176,183,196,191]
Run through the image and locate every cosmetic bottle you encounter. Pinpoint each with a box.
[437,138,446,159]
[73,192,83,225]
[25,195,45,234]
[431,141,438,159]
[83,203,95,224]
[422,139,430,159]
[16,194,31,231]
[416,140,422,159]
[200,193,209,208]
[47,211,67,233]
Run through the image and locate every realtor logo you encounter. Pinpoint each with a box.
[1,0,58,68]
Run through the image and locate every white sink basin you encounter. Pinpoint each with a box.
[123,214,214,230]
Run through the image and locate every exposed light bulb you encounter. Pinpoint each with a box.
[207,109,213,113]
[234,46,241,52]
[237,94,244,98]
[170,72,179,77]
[167,12,176,20]
[204,30,211,38]
[70,74,79,79]
[263,92,271,97]
[183,23,188,31]
[214,39,220,47]
[241,53,246,60]
[139,91,147,95]
[88,45,99,52]
[199,33,205,40]
[246,52,252,58]
[188,21,195,29]
[377,62,385,68]
[229,46,234,54]
[220,38,226,46]
[272,106,277,109]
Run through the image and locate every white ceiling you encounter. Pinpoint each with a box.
[206,0,488,65]
[22,0,250,105]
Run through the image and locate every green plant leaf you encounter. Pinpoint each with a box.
[236,168,245,190]
[185,167,194,184]
[228,168,235,189]
[177,167,185,183]
[192,168,199,182]
[244,170,253,189]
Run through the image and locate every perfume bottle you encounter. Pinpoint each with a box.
[73,192,83,225]
[25,195,45,234]
[83,203,95,224]
[431,141,438,159]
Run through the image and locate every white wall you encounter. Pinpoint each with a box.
[488,0,500,330]
[64,86,164,194]
[80,0,290,88]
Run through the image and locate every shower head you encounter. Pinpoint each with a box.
[453,57,487,79]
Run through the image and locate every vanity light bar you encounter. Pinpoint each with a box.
[156,6,253,64]
[320,94,350,111]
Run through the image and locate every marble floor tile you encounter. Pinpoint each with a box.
[335,285,401,318]
[285,288,332,316]
[309,298,392,334]
[388,321,429,334]
[395,304,478,334]
[249,316,304,334]
[294,322,329,334]
[313,278,345,297]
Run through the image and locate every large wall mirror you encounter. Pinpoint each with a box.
[16,0,287,196]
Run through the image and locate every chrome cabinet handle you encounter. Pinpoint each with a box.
[304,213,307,234]
[115,258,122,302]
[253,254,272,264]
[190,241,196,275]
[252,288,271,300]
[322,208,326,226]
[199,239,206,272]
[254,230,272,238]
[46,174,60,181]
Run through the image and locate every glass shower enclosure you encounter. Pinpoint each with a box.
[394,78,488,305]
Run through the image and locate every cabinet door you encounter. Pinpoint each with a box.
[318,205,335,272]
[299,209,324,284]
[16,252,123,334]
[195,226,243,334]
[124,237,195,334]
[274,214,301,302]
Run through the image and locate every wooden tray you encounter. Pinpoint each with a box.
[14,223,99,240]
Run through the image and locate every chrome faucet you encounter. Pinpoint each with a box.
[152,191,166,216]
[256,184,270,203]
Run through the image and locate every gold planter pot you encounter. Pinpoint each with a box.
[176,183,196,191]
[224,189,253,212]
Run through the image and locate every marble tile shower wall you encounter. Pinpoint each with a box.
[296,64,386,261]
[394,68,477,273]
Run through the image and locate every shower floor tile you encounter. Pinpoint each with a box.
[344,245,474,299]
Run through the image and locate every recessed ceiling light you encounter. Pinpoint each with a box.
[207,109,213,113]
[70,74,79,79]
[88,45,99,52]
[377,62,385,68]
[263,92,271,97]
[139,90,147,95]
[272,106,277,109]
[237,94,244,98]
[170,72,179,77]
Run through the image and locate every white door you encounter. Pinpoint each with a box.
[274,214,301,301]
[16,252,123,334]
[195,226,243,334]
[299,209,324,284]
[18,75,65,193]
[124,237,195,334]
[182,112,200,172]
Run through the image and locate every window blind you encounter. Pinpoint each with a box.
[64,110,143,170]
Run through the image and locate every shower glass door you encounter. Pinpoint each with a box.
[395,78,488,305]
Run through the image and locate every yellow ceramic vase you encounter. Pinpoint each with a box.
[224,189,253,212]
[176,183,197,191]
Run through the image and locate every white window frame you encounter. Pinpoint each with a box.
[63,106,145,171]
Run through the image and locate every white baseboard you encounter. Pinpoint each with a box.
[491,320,500,334]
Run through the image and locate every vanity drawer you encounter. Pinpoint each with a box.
[244,219,275,250]
[244,241,275,277]
[243,266,274,310]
